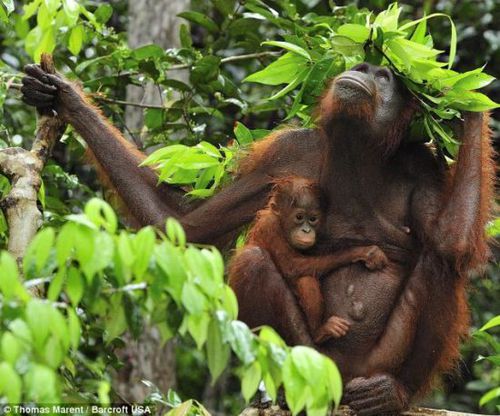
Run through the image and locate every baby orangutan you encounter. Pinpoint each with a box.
[229,177,388,343]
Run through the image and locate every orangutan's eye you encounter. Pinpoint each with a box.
[376,70,390,82]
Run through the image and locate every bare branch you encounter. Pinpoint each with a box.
[167,50,280,70]
[0,54,66,291]
[92,95,165,109]
[239,406,491,416]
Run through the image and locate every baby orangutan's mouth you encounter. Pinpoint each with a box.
[294,237,315,249]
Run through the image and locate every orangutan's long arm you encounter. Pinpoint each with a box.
[412,112,493,267]
[21,64,272,242]
[432,112,493,263]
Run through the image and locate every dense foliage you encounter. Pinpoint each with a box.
[0,0,498,414]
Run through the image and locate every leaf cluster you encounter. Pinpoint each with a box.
[0,199,342,415]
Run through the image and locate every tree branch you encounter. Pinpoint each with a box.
[92,95,165,109]
[239,406,491,416]
[167,50,280,70]
[0,54,66,278]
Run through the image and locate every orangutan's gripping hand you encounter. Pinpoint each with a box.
[22,64,86,120]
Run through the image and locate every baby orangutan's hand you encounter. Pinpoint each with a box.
[362,245,389,271]
[314,315,351,344]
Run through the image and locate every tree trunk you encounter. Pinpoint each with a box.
[125,0,190,140]
[113,0,190,402]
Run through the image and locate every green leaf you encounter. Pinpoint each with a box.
[262,41,311,60]
[337,24,370,43]
[73,224,95,272]
[23,0,41,20]
[290,346,324,383]
[166,218,186,247]
[179,23,192,48]
[480,386,500,407]
[94,3,112,23]
[2,0,14,14]
[330,35,364,58]
[186,312,210,349]
[67,308,81,349]
[62,0,79,25]
[244,52,308,86]
[26,300,51,352]
[181,282,207,314]
[133,44,164,60]
[234,122,253,145]
[50,307,70,350]
[44,335,64,368]
[373,3,401,32]
[34,27,56,62]
[9,319,32,344]
[206,319,230,382]
[269,68,309,100]
[0,5,8,23]
[144,108,165,129]
[84,198,117,233]
[447,91,499,112]
[399,13,457,69]
[105,295,128,342]
[178,11,219,33]
[486,218,500,238]
[0,362,22,403]
[213,0,235,15]
[1,332,21,365]
[56,223,75,266]
[242,362,262,402]
[68,24,84,56]
[325,358,343,407]
[221,286,239,320]
[25,364,58,402]
[118,231,135,270]
[133,226,156,277]
[283,355,308,414]
[453,72,495,91]
[169,400,194,416]
[480,315,500,332]
[0,252,28,301]
[24,227,55,275]
[228,321,256,365]
[44,0,60,15]
[66,266,84,306]
[410,17,427,44]
[191,55,221,84]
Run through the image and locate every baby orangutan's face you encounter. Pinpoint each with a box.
[281,193,322,251]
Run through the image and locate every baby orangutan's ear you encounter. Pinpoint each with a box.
[270,200,280,217]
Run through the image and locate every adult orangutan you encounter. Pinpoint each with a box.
[21,62,494,415]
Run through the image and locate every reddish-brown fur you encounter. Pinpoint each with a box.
[229,177,388,343]
[21,62,495,415]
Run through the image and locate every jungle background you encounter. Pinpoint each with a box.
[0,0,498,415]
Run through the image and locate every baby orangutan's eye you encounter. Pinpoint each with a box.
[295,213,304,222]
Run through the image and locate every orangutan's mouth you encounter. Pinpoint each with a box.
[335,76,374,97]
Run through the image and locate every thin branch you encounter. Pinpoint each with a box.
[167,50,280,71]
[106,282,147,294]
[92,95,165,109]
[8,82,21,90]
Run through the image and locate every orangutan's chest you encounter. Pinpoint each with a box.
[325,176,414,245]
